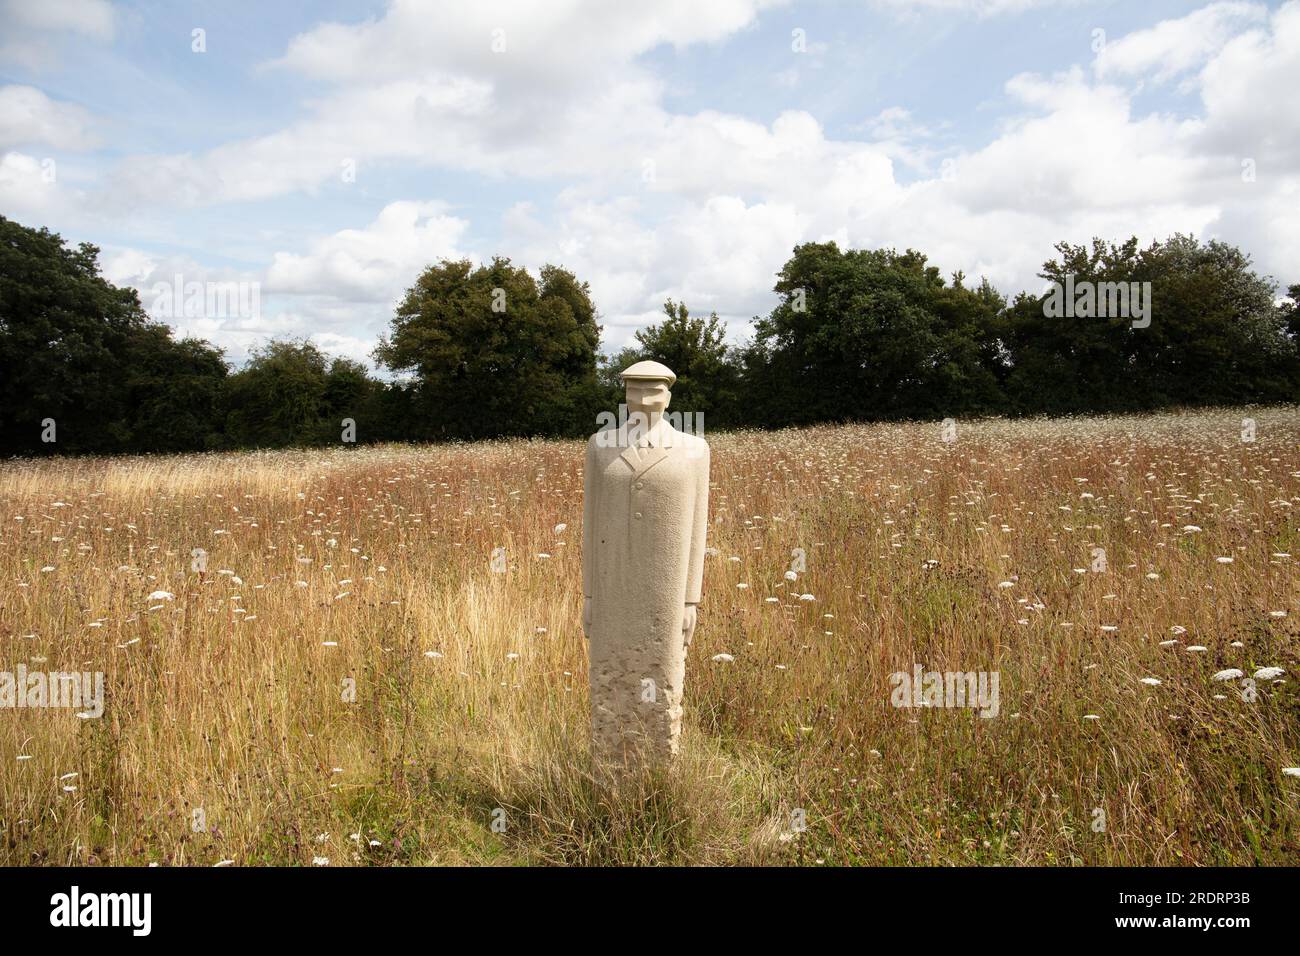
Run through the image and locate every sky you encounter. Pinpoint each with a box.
[2,0,1297,370]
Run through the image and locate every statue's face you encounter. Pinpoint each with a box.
[625,378,671,413]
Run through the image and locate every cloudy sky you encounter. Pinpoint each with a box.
[2,0,1297,368]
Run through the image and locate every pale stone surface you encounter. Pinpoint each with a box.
[582,363,709,768]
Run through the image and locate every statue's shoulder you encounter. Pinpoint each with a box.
[588,428,619,451]
[668,426,708,454]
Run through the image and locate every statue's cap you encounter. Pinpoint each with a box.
[619,360,676,386]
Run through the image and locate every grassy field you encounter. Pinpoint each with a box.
[1,407,1298,866]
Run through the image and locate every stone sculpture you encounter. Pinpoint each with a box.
[582,360,710,768]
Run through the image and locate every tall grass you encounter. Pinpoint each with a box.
[1,408,1296,865]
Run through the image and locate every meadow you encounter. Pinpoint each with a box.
[1,407,1297,866]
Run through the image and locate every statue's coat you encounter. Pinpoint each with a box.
[583,417,709,764]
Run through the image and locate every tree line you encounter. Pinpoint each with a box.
[2,213,1296,456]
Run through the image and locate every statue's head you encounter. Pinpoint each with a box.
[620,360,675,414]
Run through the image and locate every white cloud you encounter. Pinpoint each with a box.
[1198,0,1300,164]
[870,0,1086,17]
[99,247,161,288]
[1094,1,1267,83]
[950,69,1212,215]
[265,200,470,301]
[0,151,69,222]
[100,2,785,208]
[101,201,472,367]
[270,0,781,85]
[507,193,806,349]
[0,0,114,39]
[0,0,115,68]
[0,85,98,150]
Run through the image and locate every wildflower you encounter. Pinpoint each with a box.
[1254,667,1284,680]
[1212,669,1243,681]
[711,654,735,663]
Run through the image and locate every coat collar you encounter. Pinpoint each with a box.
[617,417,677,477]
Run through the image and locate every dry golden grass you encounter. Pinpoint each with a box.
[1,407,1297,866]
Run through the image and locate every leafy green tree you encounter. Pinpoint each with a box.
[598,346,645,395]
[744,242,1005,425]
[122,326,228,452]
[223,340,331,448]
[616,299,741,426]
[1004,235,1299,413]
[929,273,1007,415]
[0,214,228,454]
[375,258,602,439]
[318,356,388,444]
[1284,284,1300,340]
[4,210,1294,456]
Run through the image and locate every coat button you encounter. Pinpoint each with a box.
[634,512,643,520]
[635,481,644,489]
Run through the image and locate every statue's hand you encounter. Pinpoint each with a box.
[582,597,592,640]
[682,603,698,650]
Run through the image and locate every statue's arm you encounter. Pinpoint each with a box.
[685,441,710,607]
[581,438,597,639]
